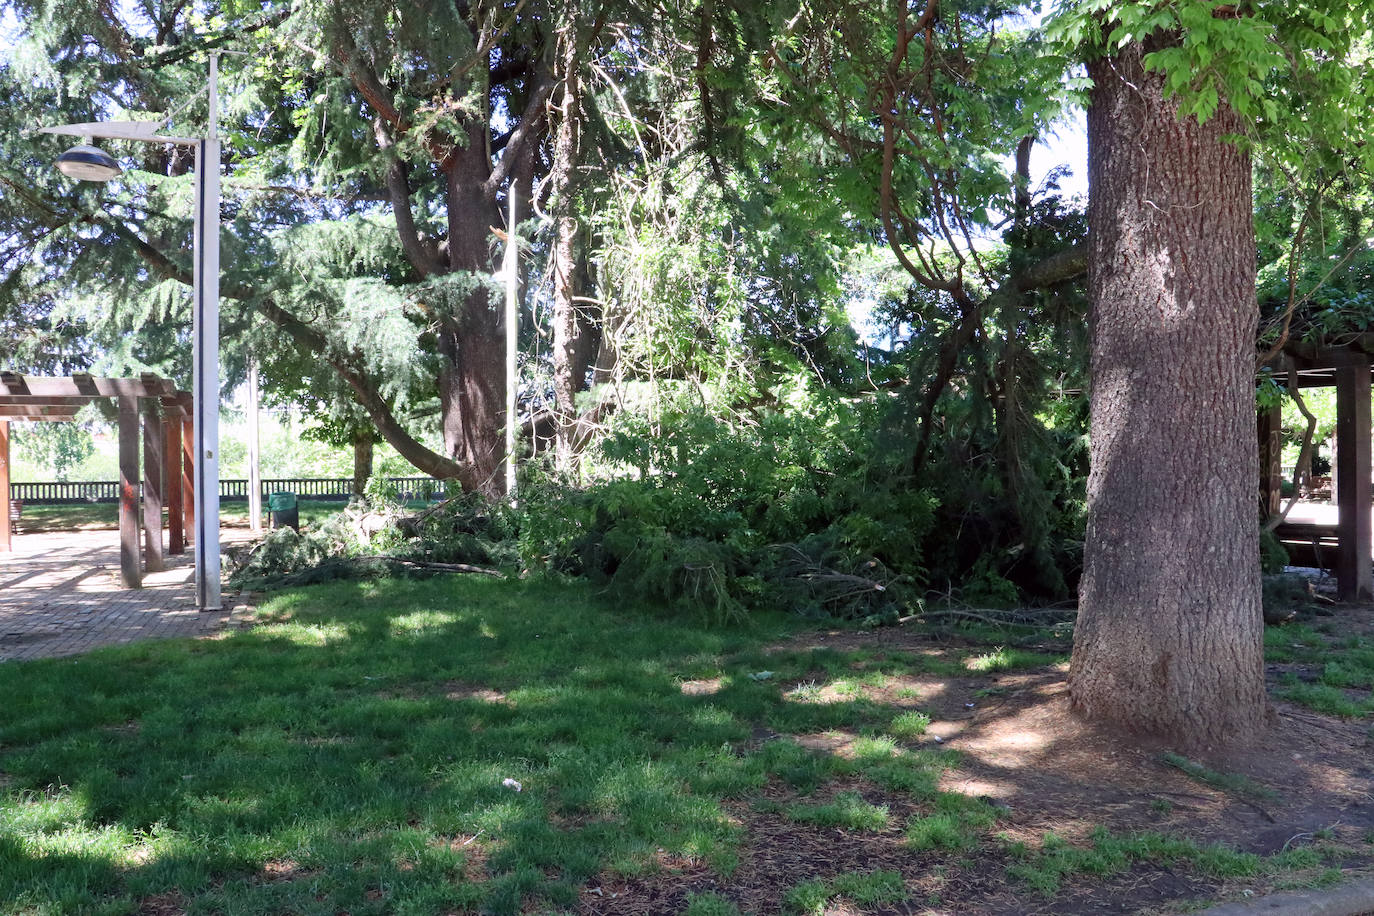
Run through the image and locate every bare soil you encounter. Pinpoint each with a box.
[581,610,1374,916]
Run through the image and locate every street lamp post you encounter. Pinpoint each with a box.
[40,55,222,611]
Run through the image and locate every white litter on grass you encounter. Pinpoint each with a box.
[748,671,774,681]
[502,778,522,792]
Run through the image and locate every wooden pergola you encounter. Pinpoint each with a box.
[1261,342,1374,601]
[0,373,195,588]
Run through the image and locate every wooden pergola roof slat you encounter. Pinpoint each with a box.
[0,405,82,419]
[0,375,183,400]
[0,375,191,418]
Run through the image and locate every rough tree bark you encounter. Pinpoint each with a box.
[352,432,374,497]
[315,6,554,497]
[549,7,604,471]
[1071,41,1267,749]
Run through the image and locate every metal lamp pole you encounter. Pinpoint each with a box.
[41,55,222,610]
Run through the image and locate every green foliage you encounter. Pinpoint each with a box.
[1259,529,1290,576]
[1048,0,1374,174]
[10,423,94,481]
[520,396,937,622]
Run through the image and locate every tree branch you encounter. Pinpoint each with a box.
[373,119,444,276]
[100,218,475,485]
[484,70,555,198]
[911,244,1088,471]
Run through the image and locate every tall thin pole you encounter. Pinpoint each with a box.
[247,356,262,533]
[504,188,518,500]
[193,53,222,610]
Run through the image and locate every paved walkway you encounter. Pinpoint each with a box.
[0,528,256,662]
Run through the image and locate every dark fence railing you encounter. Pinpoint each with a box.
[9,477,447,505]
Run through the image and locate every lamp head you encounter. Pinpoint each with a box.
[55,143,122,182]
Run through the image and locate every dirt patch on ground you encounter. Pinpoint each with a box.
[582,615,1374,915]
[135,892,186,916]
[681,677,725,697]
[257,859,320,883]
[441,681,512,705]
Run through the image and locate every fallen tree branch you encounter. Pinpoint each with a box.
[352,556,504,578]
[899,606,1076,628]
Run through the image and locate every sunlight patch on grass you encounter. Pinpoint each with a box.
[778,791,890,831]
[963,647,1061,673]
[889,711,931,739]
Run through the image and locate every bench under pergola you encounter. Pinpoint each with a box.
[0,372,195,588]
[1261,342,1374,602]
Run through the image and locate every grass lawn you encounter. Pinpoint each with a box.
[1,579,1371,915]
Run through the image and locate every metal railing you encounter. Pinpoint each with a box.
[8,476,447,505]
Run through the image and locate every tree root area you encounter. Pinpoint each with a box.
[579,615,1374,916]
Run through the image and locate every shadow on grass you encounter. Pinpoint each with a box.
[0,577,939,915]
[3,578,1364,916]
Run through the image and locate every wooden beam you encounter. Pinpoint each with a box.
[1335,363,1372,601]
[0,405,81,419]
[140,372,176,396]
[118,396,142,589]
[0,395,98,405]
[0,421,10,553]
[142,400,165,573]
[0,393,189,416]
[167,418,184,555]
[0,375,177,399]
[1258,403,1282,519]
[182,417,195,546]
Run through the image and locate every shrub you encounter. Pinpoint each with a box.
[518,400,937,621]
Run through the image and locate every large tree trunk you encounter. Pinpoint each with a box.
[351,432,374,497]
[438,141,508,498]
[550,8,604,471]
[1071,41,1267,750]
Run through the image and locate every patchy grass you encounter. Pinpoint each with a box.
[0,578,1367,915]
[1161,753,1280,803]
[888,710,931,739]
[963,646,1064,673]
[775,791,890,831]
[905,794,1003,852]
[1266,622,1374,718]
[783,869,906,915]
[1004,828,1299,896]
[683,891,743,916]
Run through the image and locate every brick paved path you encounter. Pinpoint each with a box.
[0,529,255,662]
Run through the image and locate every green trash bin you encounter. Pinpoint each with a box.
[267,491,299,531]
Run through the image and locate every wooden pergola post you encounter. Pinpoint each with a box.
[1257,402,1283,519]
[1335,362,1372,601]
[142,400,165,573]
[0,420,10,553]
[166,418,184,555]
[118,396,142,588]
[182,417,195,545]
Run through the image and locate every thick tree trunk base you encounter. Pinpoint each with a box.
[1071,43,1267,752]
